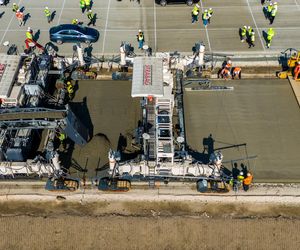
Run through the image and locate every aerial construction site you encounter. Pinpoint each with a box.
[0,0,299,249]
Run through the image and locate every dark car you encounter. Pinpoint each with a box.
[49,24,99,45]
[156,0,198,6]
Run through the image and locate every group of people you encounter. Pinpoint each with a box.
[218,59,242,80]
[77,0,97,26]
[230,163,253,192]
[263,1,278,25]
[191,4,213,27]
[240,26,255,48]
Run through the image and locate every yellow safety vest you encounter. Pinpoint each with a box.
[26,31,33,40]
[44,9,51,17]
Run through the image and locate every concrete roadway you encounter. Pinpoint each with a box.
[184,79,300,182]
[0,0,299,56]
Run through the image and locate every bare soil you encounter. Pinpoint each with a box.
[0,200,299,250]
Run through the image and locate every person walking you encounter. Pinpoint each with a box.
[237,171,245,184]
[240,26,247,42]
[87,10,95,26]
[270,2,277,24]
[84,0,91,11]
[80,0,86,14]
[202,9,209,27]
[12,3,19,12]
[44,7,51,24]
[66,81,74,99]
[136,29,144,49]
[191,4,200,24]
[16,9,24,26]
[248,31,255,48]
[266,28,275,48]
[208,8,213,24]
[267,2,273,20]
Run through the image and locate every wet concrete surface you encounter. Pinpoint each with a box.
[68,80,140,178]
[184,79,300,182]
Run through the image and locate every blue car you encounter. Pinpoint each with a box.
[49,24,99,45]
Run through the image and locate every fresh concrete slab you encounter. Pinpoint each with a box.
[184,79,300,182]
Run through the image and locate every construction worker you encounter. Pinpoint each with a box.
[191,4,200,24]
[87,10,95,26]
[220,67,231,80]
[57,132,66,149]
[248,31,255,48]
[266,28,275,48]
[80,0,86,14]
[16,9,24,26]
[237,171,245,184]
[66,81,74,99]
[44,7,51,24]
[267,2,273,20]
[240,26,247,42]
[246,26,253,37]
[243,172,253,191]
[26,27,33,40]
[270,2,277,24]
[202,9,209,27]
[208,8,213,24]
[72,19,79,25]
[294,62,300,80]
[12,3,19,12]
[136,29,144,49]
[84,0,91,11]
[232,67,242,79]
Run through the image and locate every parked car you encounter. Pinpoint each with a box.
[49,24,99,45]
[156,0,198,6]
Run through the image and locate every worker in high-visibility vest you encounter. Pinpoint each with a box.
[84,0,91,11]
[87,10,95,26]
[57,132,66,149]
[240,26,247,42]
[80,0,86,14]
[72,19,79,25]
[267,2,273,20]
[202,9,209,27]
[207,8,213,24]
[243,172,253,191]
[232,67,242,79]
[248,31,255,48]
[44,7,51,24]
[294,62,300,81]
[16,10,24,27]
[66,81,74,99]
[191,4,200,23]
[270,2,277,25]
[12,3,19,12]
[266,28,275,48]
[237,172,245,183]
[137,29,145,49]
[26,27,33,40]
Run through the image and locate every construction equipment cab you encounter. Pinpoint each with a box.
[45,176,80,191]
[156,0,197,6]
[98,177,131,192]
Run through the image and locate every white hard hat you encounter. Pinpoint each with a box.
[17,9,20,12]
[274,2,277,4]
[228,60,232,64]
[252,32,255,34]
[138,29,141,32]
[247,26,251,29]
[247,173,251,177]
[270,2,273,5]
[27,27,31,31]
[89,9,92,12]
[243,25,247,28]
[196,4,200,8]
[45,7,49,9]
[209,8,212,10]
[239,171,244,176]
[204,9,208,12]
[13,3,16,5]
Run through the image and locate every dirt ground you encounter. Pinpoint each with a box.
[0,200,299,250]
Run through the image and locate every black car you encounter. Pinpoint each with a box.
[49,24,99,45]
[156,0,198,6]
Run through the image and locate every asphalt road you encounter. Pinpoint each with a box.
[0,0,299,55]
[184,79,300,182]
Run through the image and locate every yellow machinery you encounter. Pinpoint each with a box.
[278,50,300,79]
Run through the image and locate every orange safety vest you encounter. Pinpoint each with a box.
[233,67,241,74]
[243,175,253,185]
[16,12,24,19]
[294,65,300,74]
